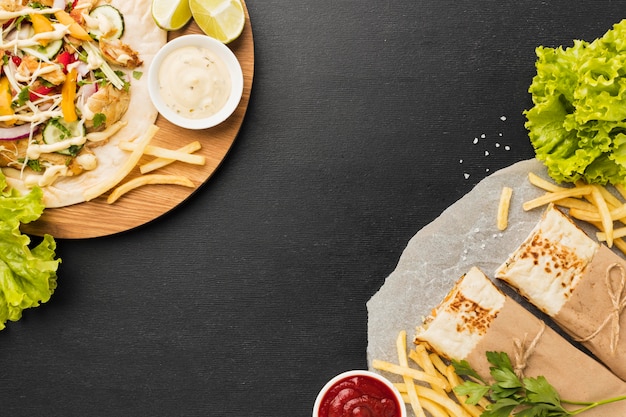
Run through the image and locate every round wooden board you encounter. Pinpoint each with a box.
[21,2,254,239]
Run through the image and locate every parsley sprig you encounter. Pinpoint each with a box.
[452,351,626,416]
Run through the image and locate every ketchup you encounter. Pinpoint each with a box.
[317,374,401,417]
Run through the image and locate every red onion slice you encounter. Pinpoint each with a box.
[0,124,35,141]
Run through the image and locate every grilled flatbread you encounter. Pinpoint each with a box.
[0,1,166,207]
[415,267,626,416]
[496,204,626,380]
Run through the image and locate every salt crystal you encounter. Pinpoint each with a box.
[505,145,511,151]
[464,173,470,179]
[495,143,500,148]
[480,134,486,139]
[473,138,479,144]
[500,115,507,121]
[485,150,490,156]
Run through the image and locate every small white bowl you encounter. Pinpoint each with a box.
[312,370,406,417]
[148,34,244,130]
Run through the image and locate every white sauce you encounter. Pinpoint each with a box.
[27,135,86,159]
[158,45,231,119]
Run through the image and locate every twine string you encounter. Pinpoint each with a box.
[574,263,626,355]
[512,322,545,379]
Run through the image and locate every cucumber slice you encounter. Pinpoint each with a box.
[88,5,125,40]
[22,38,63,60]
[42,118,85,156]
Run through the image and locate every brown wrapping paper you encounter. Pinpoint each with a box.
[554,244,626,381]
[467,295,626,416]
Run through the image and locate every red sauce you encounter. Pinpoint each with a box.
[317,374,401,417]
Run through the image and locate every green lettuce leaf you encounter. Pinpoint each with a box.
[0,171,60,330]
[525,19,626,185]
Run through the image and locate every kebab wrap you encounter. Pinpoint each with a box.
[414,267,626,416]
[495,204,626,381]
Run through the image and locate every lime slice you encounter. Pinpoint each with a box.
[189,0,245,44]
[151,0,193,31]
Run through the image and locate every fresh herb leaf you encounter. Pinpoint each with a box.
[16,87,30,106]
[453,359,486,383]
[481,398,518,417]
[92,113,106,128]
[453,351,626,416]
[454,380,491,404]
[524,376,563,409]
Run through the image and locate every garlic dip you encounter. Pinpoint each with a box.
[157,45,232,120]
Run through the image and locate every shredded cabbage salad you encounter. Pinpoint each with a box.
[525,19,626,185]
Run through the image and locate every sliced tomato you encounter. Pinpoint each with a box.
[56,51,76,72]
[29,85,56,102]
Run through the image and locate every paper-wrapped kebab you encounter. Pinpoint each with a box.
[414,266,626,416]
[495,204,626,381]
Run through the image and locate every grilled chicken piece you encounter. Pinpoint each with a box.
[83,83,130,129]
[0,0,26,12]
[99,38,142,69]
[16,56,65,85]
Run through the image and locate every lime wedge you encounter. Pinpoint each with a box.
[189,0,245,44]
[151,0,193,31]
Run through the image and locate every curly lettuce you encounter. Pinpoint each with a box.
[525,19,626,185]
[0,171,60,330]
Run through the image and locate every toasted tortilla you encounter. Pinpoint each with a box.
[1,0,167,208]
[414,267,505,360]
[495,204,599,316]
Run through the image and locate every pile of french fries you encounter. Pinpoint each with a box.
[106,125,203,203]
[522,172,626,254]
[372,331,492,417]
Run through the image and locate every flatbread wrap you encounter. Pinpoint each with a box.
[495,204,626,381]
[0,0,166,207]
[414,266,626,416]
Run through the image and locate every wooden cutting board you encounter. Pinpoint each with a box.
[21,1,254,239]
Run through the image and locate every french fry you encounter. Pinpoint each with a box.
[140,141,203,174]
[413,384,473,417]
[443,365,486,417]
[570,204,626,222]
[396,331,426,417]
[409,345,448,395]
[107,174,195,204]
[598,226,626,242]
[527,172,568,193]
[590,185,614,247]
[394,385,452,417]
[416,397,452,417]
[595,184,623,208]
[497,186,513,231]
[615,184,626,200]
[118,141,206,166]
[522,185,594,211]
[371,359,449,391]
[553,197,598,212]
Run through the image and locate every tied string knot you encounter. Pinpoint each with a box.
[574,263,626,355]
[512,322,545,379]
